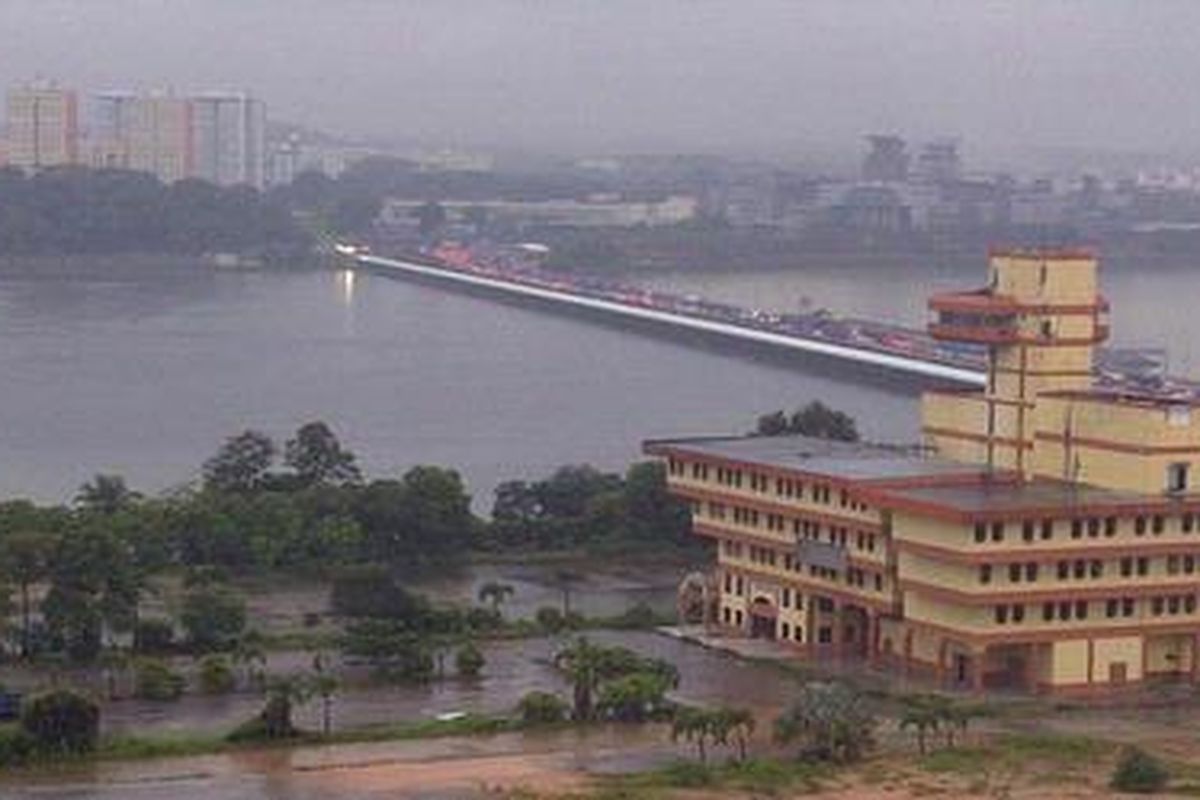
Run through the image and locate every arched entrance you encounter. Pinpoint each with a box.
[749,597,778,640]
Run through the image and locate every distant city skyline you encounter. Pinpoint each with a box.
[4,2,1200,170]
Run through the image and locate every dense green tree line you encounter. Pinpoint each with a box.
[0,167,310,258]
[487,462,691,551]
[0,421,687,664]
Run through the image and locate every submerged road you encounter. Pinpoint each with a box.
[354,252,986,387]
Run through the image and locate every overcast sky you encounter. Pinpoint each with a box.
[3,1,1198,165]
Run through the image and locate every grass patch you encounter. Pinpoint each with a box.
[995,731,1110,762]
[920,746,991,775]
[614,757,830,795]
[15,713,524,771]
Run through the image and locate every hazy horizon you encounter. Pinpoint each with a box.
[4,1,1200,170]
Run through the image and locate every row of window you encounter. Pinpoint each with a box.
[978,554,1200,585]
[973,512,1200,545]
[706,502,878,553]
[669,458,865,511]
[993,594,1200,625]
[721,543,886,594]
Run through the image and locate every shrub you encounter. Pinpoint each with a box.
[180,585,247,652]
[20,690,99,754]
[536,606,566,632]
[517,691,569,725]
[455,642,485,678]
[1110,746,1168,794]
[614,602,660,628]
[0,725,36,766]
[197,654,236,694]
[133,618,176,654]
[135,658,186,701]
[596,672,673,722]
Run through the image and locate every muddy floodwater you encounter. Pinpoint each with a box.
[2,631,806,799]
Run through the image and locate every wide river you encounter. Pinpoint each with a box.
[1,253,1197,506]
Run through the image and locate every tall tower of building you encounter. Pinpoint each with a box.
[190,93,266,189]
[5,84,79,170]
[924,249,1109,474]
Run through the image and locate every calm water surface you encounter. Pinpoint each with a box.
[0,262,921,505]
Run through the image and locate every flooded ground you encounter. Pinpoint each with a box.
[100,629,806,736]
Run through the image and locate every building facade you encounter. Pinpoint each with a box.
[647,249,1200,693]
[190,93,265,189]
[5,85,78,170]
[89,92,193,184]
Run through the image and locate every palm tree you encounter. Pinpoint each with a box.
[671,707,715,764]
[75,474,141,515]
[310,651,338,735]
[553,636,603,721]
[898,696,944,755]
[477,581,514,615]
[714,707,756,762]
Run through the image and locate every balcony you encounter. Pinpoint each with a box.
[929,309,1020,344]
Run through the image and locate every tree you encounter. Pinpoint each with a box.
[284,421,361,486]
[517,691,569,725]
[455,641,485,678]
[21,690,99,754]
[42,526,137,662]
[197,654,236,694]
[898,696,943,756]
[0,531,55,658]
[595,672,672,722]
[554,637,604,721]
[1110,746,1169,794]
[789,401,860,442]
[755,410,790,436]
[134,658,186,701]
[774,682,875,764]
[74,474,141,515]
[477,581,514,615]
[712,707,756,762]
[672,707,715,764]
[754,402,860,442]
[203,430,276,493]
[329,564,429,623]
[311,651,338,735]
[180,584,247,651]
[133,618,175,654]
[231,674,311,741]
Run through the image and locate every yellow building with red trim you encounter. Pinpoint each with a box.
[646,248,1200,693]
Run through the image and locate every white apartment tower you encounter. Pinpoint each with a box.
[190,93,266,189]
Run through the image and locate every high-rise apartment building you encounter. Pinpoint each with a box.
[5,85,79,170]
[89,91,193,184]
[190,92,266,189]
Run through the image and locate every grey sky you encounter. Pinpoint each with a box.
[3,1,1198,163]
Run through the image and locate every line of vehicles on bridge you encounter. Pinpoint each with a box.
[335,239,1193,397]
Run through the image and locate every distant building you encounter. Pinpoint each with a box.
[862,134,908,183]
[87,90,265,188]
[89,91,193,184]
[378,194,698,230]
[5,84,79,170]
[190,92,266,189]
[913,139,961,185]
